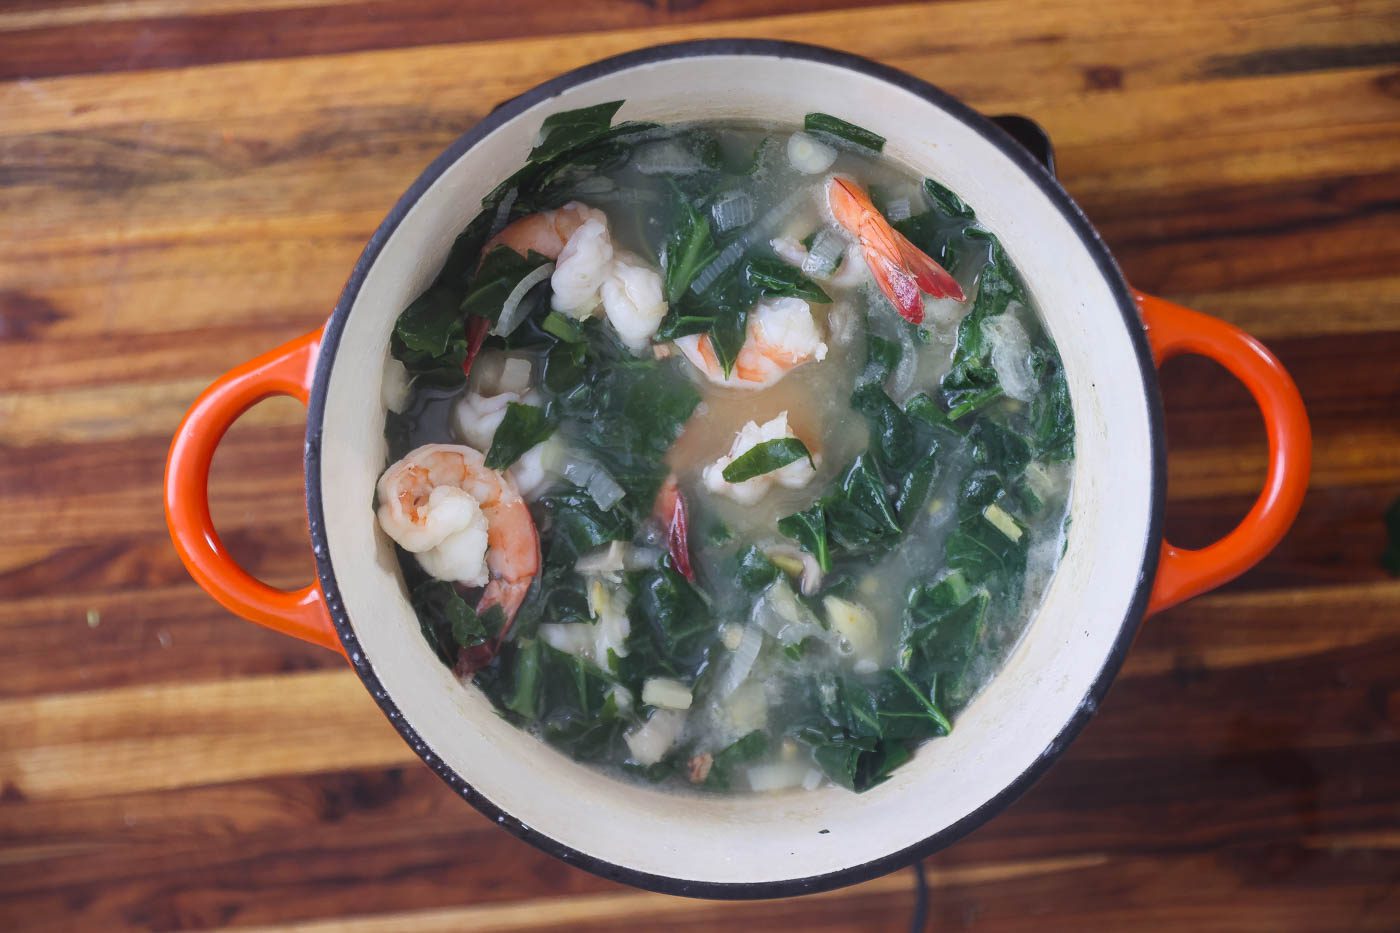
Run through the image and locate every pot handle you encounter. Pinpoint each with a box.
[1137,291,1311,615]
[164,328,343,653]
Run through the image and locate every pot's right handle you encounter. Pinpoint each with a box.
[1137,291,1311,615]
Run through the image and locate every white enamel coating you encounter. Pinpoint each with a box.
[317,53,1154,886]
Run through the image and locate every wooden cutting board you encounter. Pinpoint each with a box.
[1,1,1398,929]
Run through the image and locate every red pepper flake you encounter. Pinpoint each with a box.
[462,316,489,377]
[654,475,695,583]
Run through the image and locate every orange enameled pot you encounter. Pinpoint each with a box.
[165,41,1309,898]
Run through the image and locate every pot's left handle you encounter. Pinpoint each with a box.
[164,328,344,654]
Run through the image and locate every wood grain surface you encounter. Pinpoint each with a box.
[2,0,1398,929]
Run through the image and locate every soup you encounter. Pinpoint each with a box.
[376,103,1074,793]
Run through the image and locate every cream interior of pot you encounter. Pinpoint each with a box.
[317,53,1155,886]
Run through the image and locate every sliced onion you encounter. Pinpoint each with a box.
[763,544,824,596]
[884,196,912,222]
[624,546,664,570]
[487,187,518,239]
[710,191,755,232]
[634,141,704,175]
[575,541,628,574]
[786,132,836,175]
[691,239,746,294]
[491,263,555,337]
[888,321,919,400]
[984,310,1036,401]
[625,709,686,765]
[716,625,763,698]
[747,760,811,792]
[563,458,625,511]
[801,227,845,278]
[753,581,836,648]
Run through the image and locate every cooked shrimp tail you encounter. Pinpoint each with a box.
[827,176,965,324]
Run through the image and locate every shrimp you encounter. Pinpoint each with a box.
[486,202,668,348]
[376,444,540,625]
[826,176,965,324]
[484,201,606,262]
[702,412,819,505]
[674,296,828,390]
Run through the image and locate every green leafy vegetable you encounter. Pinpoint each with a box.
[708,304,748,379]
[923,178,974,219]
[460,246,551,323]
[743,258,831,303]
[623,567,715,686]
[861,331,902,386]
[411,579,496,665]
[1032,362,1074,460]
[851,382,918,472]
[704,731,769,789]
[662,193,719,304]
[484,402,556,470]
[777,505,831,573]
[542,311,585,343]
[528,101,625,163]
[721,438,814,483]
[390,285,468,385]
[737,545,781,592]
[540,485,633,557]
[804,112,886,152]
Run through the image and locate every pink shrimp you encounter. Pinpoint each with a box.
[827,176,965,324]
[376,444,540,630]
[674,296,828,390]
[483,201,607,260]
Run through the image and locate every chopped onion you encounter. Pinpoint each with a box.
[710,191,755,232]
[801,227,846,278]
[642,677,693,710]
[716,625,763,698]
[634,141,704,175]
[786,132,836,175]
[562,458,625,511]
[884,196,912,222]
[539,623,595,658]
[753,581,837,648]
[985,310,1036,401]
[575,541,629,574]
[746,760,811,792]
[625,709,686,765]
[624,546,664,570]
[487,187,518,239]
[498,356,533,394]
[763,545,823,596]
[888,321,919,400]
[690,239,746,294]
[491,262,555,337]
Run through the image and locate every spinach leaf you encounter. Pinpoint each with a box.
[777,504,831,573]
[528,101,625,163]
[484,402,556,470]
[537,644,629,762]
[704,730,768,790]
[861,331,901,386]
[662,193,719,304]
[390,285,467,385]
[708,304,748,379]
[923,178,974,219]
[851,382,918,472]
[460,246,550,324]
[969,419,1032,481]
[1032,360,1074,461]
[653,307,720,341]
[721,438,814,483]
[791,675,914,791]
[904,392,965,435]
[899,574,990,711]
[623,567,715,685]
[804,112,886,152]
[540,484,633,557]
[503,638,543,718]
[894,451,940,524]
[944,476,1029,596]
[736,545,780,593]
[825,455,902,550]
[878,669,952,738]
[743,258,831,303]
[411,579,491,665]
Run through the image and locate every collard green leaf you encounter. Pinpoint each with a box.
[803,112,886,152]
[708,304,748,379]
[390,285,467,385]
[704,730,768,790]
[663,194,719,304]
[528,101,625,163]
[851,382,918,472]
[1032,361,1074,461]
[540,485,633,557]
[777,504,831,573]
[460,246,550,323]
[743,258,831,303]
[923,178,974,219]
[861,331,901,387]
[736,545,780,593]
[411,579,489,665]
[623,567,715,685]
[720,438,813,483]
[484,402,556,470]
